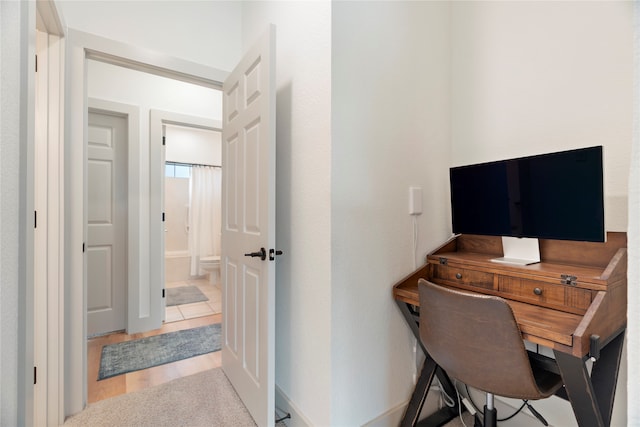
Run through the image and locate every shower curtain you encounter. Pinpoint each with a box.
[189,165,222,276]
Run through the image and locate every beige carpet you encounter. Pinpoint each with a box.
[65,366,473,427]
[64,368,260,427]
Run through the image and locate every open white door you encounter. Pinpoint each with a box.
[221,25,277,427]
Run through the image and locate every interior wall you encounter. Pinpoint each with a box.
[164,177,189,254]
[331,2,451,425]
[88,61,221,119]
[55,0,241,71]
[165,125,221,166]
[451,2,633,425]
[0,2,23,424]
[1,1,37,425]
[241,2,333,425]
[451,1,632,233]
[628,4,640,424]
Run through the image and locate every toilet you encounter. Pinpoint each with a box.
[199,255,221,285]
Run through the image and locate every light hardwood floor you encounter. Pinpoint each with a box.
[88,312,222,404]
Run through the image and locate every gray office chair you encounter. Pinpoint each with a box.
[418,279,563,427]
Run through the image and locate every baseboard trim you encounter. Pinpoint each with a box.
[362,400,408,427]
[275,384,314,427]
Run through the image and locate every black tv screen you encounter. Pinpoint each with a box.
[449,146,605,242]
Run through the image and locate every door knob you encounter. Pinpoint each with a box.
[244,247,267,261]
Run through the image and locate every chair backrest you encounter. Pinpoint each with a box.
[418,279,558,400]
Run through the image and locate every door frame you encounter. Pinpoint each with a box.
[149,109,222,323]
[34,2,65,425]
[65,29,227,416]
[87,98,140,334]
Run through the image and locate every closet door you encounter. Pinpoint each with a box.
[86,110,127,336]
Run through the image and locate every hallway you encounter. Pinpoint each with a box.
[87,312,222,404]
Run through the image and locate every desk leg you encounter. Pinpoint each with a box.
[590,331,625,427]
[554,351,604,427]
[554,331,624,427]
[401,357,438,427]
[396,301,462,427]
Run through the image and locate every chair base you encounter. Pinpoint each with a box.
[473,406,497,427]
[484,406,497,427]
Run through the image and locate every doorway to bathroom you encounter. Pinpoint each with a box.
[163,123,223,323]
[83,57,226,403]
[84,58,223,334]
[87,112,225,404]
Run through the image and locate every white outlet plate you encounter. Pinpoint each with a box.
[409,186,422,215]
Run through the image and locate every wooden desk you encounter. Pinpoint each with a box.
[393,233,627,427]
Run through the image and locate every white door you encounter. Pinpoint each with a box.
[87,111,127,335]
[221,25,277,427]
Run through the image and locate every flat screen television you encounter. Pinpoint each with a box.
[449,146,605,264]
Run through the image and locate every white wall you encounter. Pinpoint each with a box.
[241,3,333,425]
[628,4,640,425]
[1,1,35,425]
[164,177,190,254]
[332,3,452,425]
[56,0,241,71]
[451,1,632,233]
[165,124,221,166]
[88,60,221,119]
[0,3,21,424]
[451,2,633,425]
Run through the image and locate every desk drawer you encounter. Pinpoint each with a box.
[432,265,495,291]
[497,276,593,314]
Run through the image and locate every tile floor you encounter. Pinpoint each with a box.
[164,277,222,323]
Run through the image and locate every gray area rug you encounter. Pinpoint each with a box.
[166,285,209,306]
[65,368,259,427]
[98,323,221,380]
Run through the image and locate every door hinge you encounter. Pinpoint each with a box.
[34,366,37,385]
[83,242,85,253]
[35,55,38,73]
[162,289,165,298]
[162,136,166,146]
[34,211,37,228]
[162,212,165,222]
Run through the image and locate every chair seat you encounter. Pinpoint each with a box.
[531,364,563,398]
